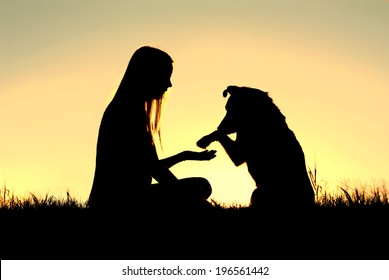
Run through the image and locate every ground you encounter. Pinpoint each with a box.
[1,205,388,260]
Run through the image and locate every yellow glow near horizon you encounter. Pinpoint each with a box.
[1,1,388,206]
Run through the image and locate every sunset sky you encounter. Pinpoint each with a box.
[1,0,388,206]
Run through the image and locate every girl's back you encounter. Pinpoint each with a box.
[88,98,156,208]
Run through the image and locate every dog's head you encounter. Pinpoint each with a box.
[217,86,270,134]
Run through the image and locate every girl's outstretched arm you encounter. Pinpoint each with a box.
[160,150,216,169]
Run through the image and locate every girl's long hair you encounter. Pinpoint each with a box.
[115,46,173,147]
[145,97,165,147]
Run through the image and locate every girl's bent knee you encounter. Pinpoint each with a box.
[199,178,212,199]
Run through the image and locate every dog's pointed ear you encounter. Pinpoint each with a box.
[223,85,240,97]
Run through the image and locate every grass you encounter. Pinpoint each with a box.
[1,179,388,210]
[0,188,86,211]
[1,164,388,210]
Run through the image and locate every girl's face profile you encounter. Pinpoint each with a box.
[146,64,173,100]
[157,68,173,94]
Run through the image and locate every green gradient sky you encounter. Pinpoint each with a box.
[1,0,388,205]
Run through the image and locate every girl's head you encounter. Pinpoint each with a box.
[119,46,173,101]
[116,46,174,145]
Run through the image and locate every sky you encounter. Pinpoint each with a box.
[1,0,388,206]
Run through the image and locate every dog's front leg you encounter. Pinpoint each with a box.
[196,131,220,149]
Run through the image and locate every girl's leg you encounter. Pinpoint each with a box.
[151,177,212,200]
[177,177,212,200]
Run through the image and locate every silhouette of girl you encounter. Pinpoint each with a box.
[88,46,216,210]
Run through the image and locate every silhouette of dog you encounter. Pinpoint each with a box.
[197,86,315,209]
